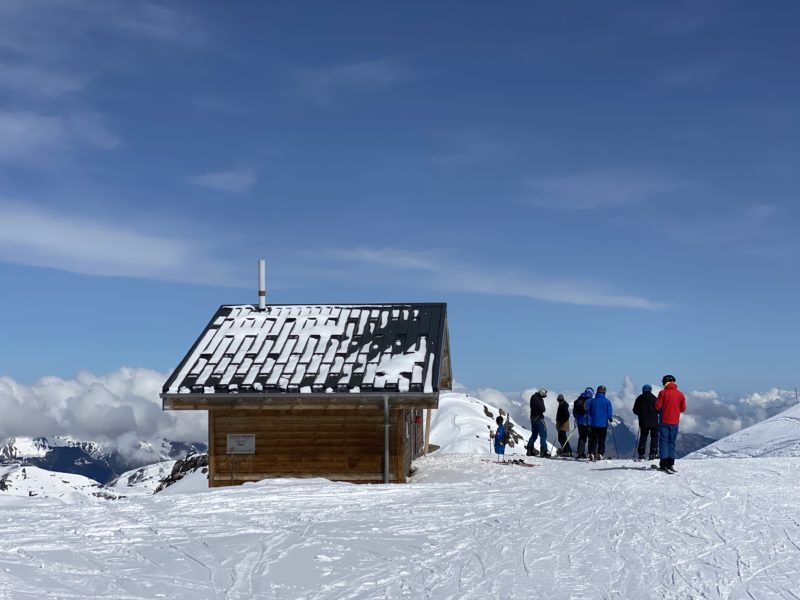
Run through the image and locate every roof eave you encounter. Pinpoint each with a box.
[161,391,440,411]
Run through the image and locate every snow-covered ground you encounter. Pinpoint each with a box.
[688,402,800,459]
[1,455,799,599]
[2,394,800,598]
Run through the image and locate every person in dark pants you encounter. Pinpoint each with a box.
[587,385,613,460]
[632,384,660,461]
[572,387,593,459]
[555,394,573,456]
[526,389,551,457]
[655,375,686,473]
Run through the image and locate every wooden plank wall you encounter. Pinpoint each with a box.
[210,408,414,486]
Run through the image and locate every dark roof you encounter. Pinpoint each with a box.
[162,303,450,396]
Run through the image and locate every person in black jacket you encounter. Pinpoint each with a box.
[632,384,659,460]
[526,389,550,457]
[555,394,572,456]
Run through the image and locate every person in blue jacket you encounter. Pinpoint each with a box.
[572,387,593,459]
[586,385,613,461]
[494,416,507,459]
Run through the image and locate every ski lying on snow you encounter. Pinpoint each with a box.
[481,459,538,467]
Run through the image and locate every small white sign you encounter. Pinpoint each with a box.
[227,434,255,454]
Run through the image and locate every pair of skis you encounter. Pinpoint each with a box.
[481,458,538,468]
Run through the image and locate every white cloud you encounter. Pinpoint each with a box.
[0,200,244,285]
[0,368,207,448]
[0,110,119,163]
[185,167,257,194]
[288,58,415,106]
[524,168,688,211]
[321,246,665,310]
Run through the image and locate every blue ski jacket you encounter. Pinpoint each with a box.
[494,424,507,454]
[586,393,613,427]
[573,396,589,426]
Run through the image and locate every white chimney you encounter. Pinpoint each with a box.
[258,259,266,310]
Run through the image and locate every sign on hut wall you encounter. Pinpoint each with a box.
[226,434,256,454]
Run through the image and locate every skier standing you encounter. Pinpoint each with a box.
[587,385,613,461]
[526,389,551,458]
[555,394,573,457]
[632,384,660,461]
[655,375,686,473]
[573,387,592,459]
[493,416,508,459]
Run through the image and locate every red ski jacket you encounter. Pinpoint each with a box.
[655,382,686,425]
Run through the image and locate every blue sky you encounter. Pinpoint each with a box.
[1,1,798,395]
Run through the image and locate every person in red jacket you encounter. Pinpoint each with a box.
[654,374,686,473]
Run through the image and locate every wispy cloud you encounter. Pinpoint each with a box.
[670,203,797,258]
[523,168,689,211]
[0,0,203,59]
[0,63,87,97]
[288,58,415,106]
[322,247,666,310]
[0,110,119,163]
[185,166,257,194]
[0,201,243,286]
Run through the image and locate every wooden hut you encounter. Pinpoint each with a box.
[161,303,452,485]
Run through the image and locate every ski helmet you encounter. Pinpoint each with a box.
[642,384,652,393]
[557,394,565,402]
[662,374,676,386]
[597,385,607,394]
[496,416,504,425]
[538,388,548,397]
[583,387,594,398]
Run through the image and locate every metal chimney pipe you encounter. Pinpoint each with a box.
[258,259,266,310]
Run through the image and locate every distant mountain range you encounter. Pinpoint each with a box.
[0,436,206,484]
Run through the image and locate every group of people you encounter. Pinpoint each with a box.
[494,375,687,473]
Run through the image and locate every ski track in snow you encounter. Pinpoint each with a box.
[1,456,800,599]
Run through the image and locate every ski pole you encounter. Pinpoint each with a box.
[561,425,578,454]
[610,421,619,460]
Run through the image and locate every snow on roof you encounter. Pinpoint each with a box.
[163,303,449,396]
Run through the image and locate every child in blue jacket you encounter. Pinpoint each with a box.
[494,416,507,458]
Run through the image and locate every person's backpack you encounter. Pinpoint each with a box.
[573,397,587,416]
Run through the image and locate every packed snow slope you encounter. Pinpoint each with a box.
[688,401,800,459]
[1,455,800,599]
[430,392,553,454]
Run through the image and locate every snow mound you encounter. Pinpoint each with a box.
[430,392,554,455]
[687,402,800,459]
[0,464,121,503]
